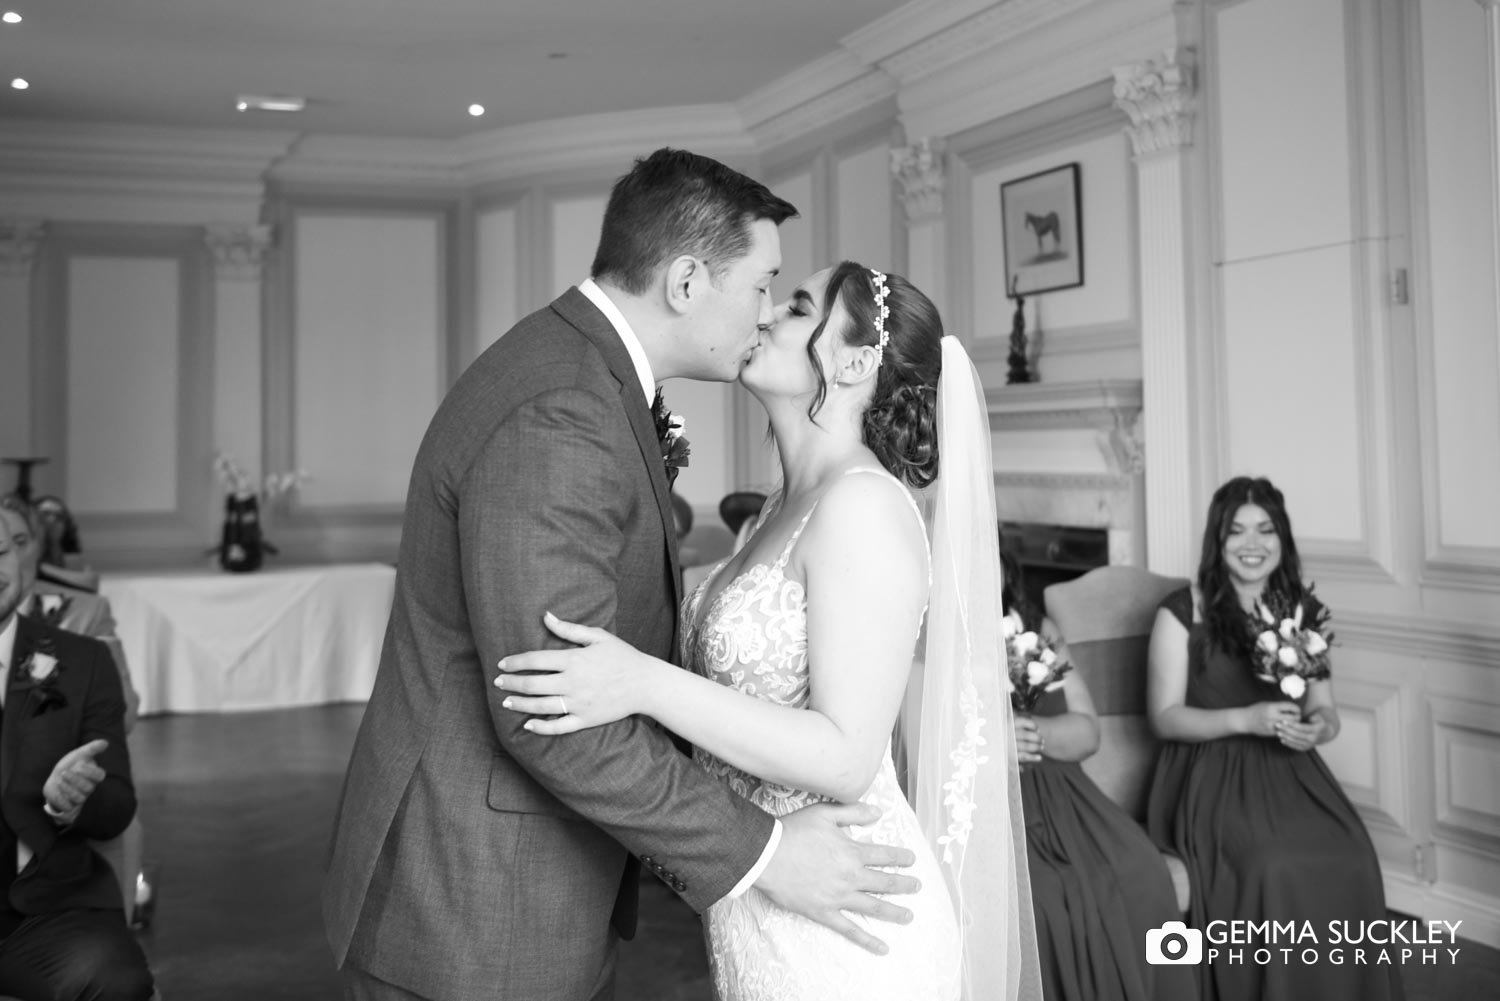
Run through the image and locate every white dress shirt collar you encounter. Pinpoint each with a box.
[578,278,656,405]
[0,611,17,687]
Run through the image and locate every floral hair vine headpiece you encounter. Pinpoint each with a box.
[870,269,892,364]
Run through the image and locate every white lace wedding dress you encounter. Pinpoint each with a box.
[681,472,961,1001]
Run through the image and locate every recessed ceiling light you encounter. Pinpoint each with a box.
[234,94,305,113]
[10,78,27,90]
[468,104,485,117]
[2,12,21,25]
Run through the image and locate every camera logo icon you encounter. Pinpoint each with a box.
[1145,921,1203,965]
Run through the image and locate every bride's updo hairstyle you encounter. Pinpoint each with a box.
[805,260,943,489]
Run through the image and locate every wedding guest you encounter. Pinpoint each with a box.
[32,495,100,594]
[1006,549,1196,1001]
[0,495,140,730]
[0,503,154,999]
[1144,476,1402,1000]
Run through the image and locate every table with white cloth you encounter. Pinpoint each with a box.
[100,563,395,715]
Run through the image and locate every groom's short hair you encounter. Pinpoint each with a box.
[592,148,797,296]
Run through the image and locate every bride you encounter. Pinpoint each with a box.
[496,262,1040,1001]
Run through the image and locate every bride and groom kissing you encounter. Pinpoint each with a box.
[323,148,1038,1001]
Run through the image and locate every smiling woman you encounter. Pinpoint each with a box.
[1142,476,1403,1001]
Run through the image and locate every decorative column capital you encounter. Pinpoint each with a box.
[0,220,46,278]
[1113,49,1196,157]
[1475,0,1499,11]
[889,138,947,224]
[205,223,272,280]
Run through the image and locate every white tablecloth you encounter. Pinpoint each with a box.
[100,563,395,715]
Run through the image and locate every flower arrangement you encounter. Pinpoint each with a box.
[651,391,691,485]
[1247,589,1334,701]
[212,452,309,507]
[1003,609,1071,714]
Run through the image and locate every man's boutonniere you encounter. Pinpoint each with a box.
[651,390,691,486]
[34,593,71,627]
[11,636,68,716]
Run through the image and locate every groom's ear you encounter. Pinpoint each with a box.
[663,255,705,316]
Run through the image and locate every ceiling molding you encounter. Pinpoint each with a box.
[456,104,755,185]
[854,0,1098,85]
[841,0,1005,66]
[266,134,464,189]
[898,2,1177,140]
[744,71,898,154]
[0,120,296,222]
[0,120,295,182]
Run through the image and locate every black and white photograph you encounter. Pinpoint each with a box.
[0,2,1497,1001]
[1000,162,1084,298]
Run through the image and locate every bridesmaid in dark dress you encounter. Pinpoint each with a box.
[1005,552,1196,1001]
[1143,476,1402,1001]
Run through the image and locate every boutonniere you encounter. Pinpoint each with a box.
[35,593,71,627]
[11,636,68,716]
[651,390,691,486]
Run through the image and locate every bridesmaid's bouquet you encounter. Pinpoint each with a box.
[1003,609,1071,713]
[1247,590,1334,701]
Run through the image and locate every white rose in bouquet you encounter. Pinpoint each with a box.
[1257,630,1279,654]
[1014,631,1040,656]
[1026,661,1050,686]
[1279,674,1308,700]
[1305,631,1329,655]
[1277,646,1300,668]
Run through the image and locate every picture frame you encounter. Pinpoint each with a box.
[1000,162,1083,298]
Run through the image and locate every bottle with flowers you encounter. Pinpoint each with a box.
[211,452,309,573]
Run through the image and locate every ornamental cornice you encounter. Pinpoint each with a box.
[846,0,1096,86]
[205,223,273,281]
[0,219,44,278]
[459,105,755,185]
[1112,48,1196,156]
[744,71,898,153]
[889,138,946,224]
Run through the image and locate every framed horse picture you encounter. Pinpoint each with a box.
[1000,162,1083,297]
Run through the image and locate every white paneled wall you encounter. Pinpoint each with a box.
[67,256,180,516]
[475,203,520,358]
[835,143,894,269]
[1219,247,1365,544]
[66,256,180,514]
[1416,0,1500,551]
[550,195,606,298]
[967,131,1137,384]
[292,214,443,509]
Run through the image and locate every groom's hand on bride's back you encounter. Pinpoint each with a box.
[755,801,919,955]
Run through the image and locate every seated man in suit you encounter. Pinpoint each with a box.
[0,507,154,999]
[0,495,140,730]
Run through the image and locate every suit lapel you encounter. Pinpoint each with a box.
[551,289,683,613]
[1,618,32,794]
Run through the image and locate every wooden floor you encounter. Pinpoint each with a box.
[129,702,1500,1001]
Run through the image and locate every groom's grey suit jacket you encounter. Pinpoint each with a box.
[323,288,776,1000]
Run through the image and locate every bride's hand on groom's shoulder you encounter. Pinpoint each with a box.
[494,612,657,734]
[756,802,921,956]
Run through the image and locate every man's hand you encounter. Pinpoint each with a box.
[43,739,109,822]
[754,802,920,955]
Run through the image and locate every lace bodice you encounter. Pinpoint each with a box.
[680,468,960,1001]
[681,504,821,815]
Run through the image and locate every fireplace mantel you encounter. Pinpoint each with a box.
[985,378,1142,432]
[985,378,1146,566]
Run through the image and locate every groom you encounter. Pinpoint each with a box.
[324,148,920,1001]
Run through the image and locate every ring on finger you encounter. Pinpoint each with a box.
[557,696,568,716]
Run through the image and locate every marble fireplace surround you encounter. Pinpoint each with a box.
[985,379,1145,568]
